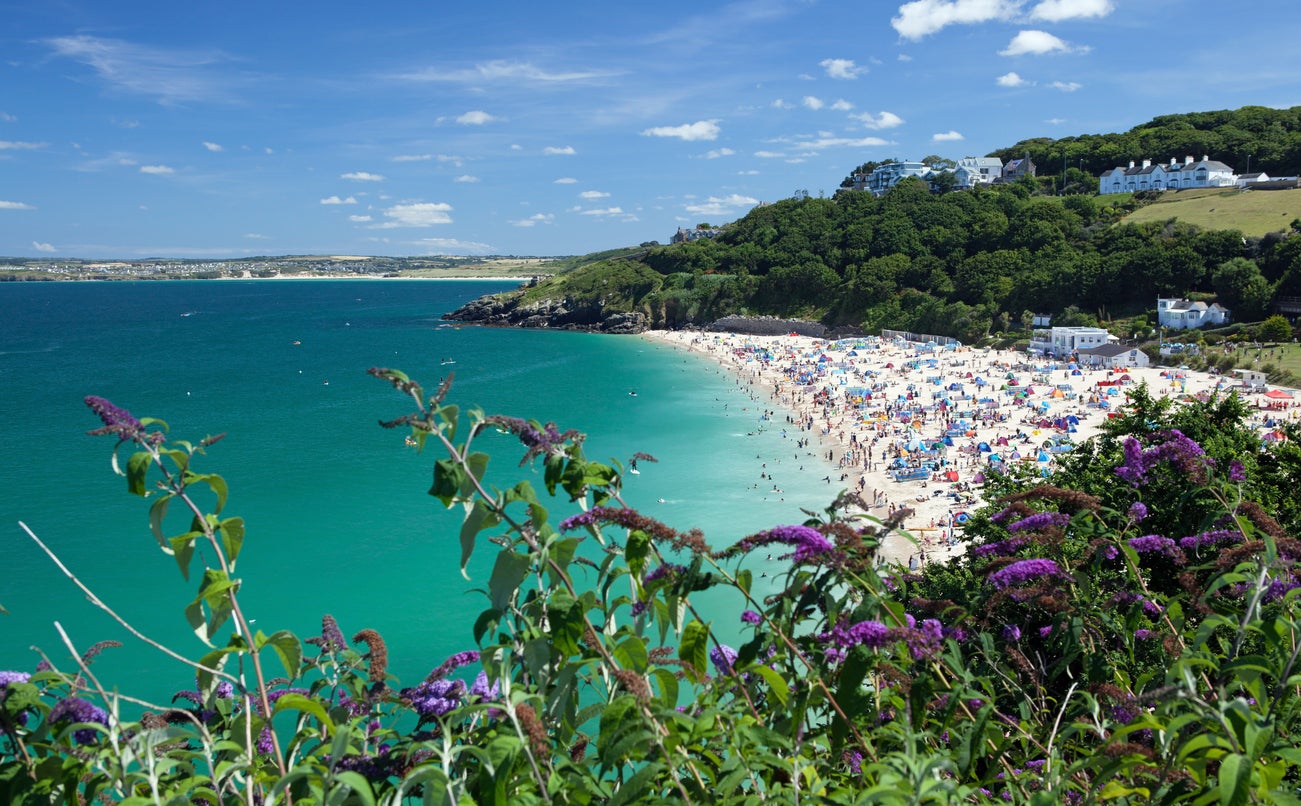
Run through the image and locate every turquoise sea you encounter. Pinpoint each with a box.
[0,279,840,705]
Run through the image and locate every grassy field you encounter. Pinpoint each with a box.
[1121,187,1301,237]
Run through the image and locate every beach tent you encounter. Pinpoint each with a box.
[943,470,959,482]
[1265,389,1294,400]
[1036,451,1051,462]
[977,441,991,452]
[988,453,1003,463]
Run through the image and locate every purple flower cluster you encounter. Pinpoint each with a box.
[558,506,647,533]
[1006,512,1071,533]
[1179,529,1241,552]
[484,415,581,464]
[49,696,108,745]
[710,644,739,674]
[1114,430,1207,487]
[425,650,481,682]
[986,559,1066,590]
[401,678,466,720]
[971,536,1029,559]
[732,525,835,564]
[1228,461,1247,483]
[84,395,151,442]
[0,671,30,687]
[1265,576,1301,602]
[740,610,762,625]
[468,671,500,702]
[1127,502,1148,523]
[817,616,949,662]
[1002,624,1022,641]
[644,563,685,584]
[1127,534,1182,560]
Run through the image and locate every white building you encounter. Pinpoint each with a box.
[852,161,933,195]
[1076,344,1150,369]
[1099,155,1237,195]
[1157,298,1230,330]
[1029,326,1116,357]
[953,157,1004,189]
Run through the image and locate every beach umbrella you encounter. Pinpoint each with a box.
[988,453,1003,462]
[944,470,959,482]
[1037,451,1051,462]
[977,441,991,452]
[954,512,970,524]
[972,473,986,484]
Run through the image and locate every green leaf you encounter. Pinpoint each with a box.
[1218,753,1250,806]
[168,531,202,581]
[430,458,465,507]
[272,693,335,732]
[624,529,649,574]
[548,591,584,657]
[459,499,498,576]
[127,451,151,496]
[679,619,710,683]
[487,549,530,612]
[257,630,303,679]
[331,772,375,806]
[219,517,245,565]
[149,495,173,552]
[751,664,790,707]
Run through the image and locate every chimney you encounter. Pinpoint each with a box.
[1202,155,1209,162]
[1142,159,1151,168]
[1185,156,1194,165]
[1128,160,1135,168]
[1170,158,1177,166]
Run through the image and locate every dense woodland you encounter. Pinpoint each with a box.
[505,106,1301,342]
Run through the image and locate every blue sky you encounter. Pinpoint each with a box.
[2,0,1299,259]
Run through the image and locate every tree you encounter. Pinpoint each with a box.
[1257,314,1293,343]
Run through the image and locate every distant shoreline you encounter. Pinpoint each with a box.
[0,273,532,283]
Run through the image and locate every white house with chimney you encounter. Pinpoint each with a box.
[1157,298,1230,330]
[1099,155,1237,195]
[953,157,1004,188]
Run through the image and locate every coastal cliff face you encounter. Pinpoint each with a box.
[442,287,651,333]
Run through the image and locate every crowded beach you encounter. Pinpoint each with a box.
[644,329,1300,567]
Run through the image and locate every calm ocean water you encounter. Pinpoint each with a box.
[0,280,839,704]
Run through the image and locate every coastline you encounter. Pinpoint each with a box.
[644,329,1301,567]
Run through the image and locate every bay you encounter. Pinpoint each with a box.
[0,279,839,704]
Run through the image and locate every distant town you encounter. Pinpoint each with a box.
[0,254,559,281]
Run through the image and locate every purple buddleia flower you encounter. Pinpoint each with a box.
[740,610,762,625]
[1002,624,1022,641]
[468,671,500,701]
[1127,502,1148,523]
[84,395,146,441]
[1127,534,1185,565]
[1135,629,1153,640]
[1179,529,1241,552]
[1007,512,1070,533]
[971,536,1028,559]
[1265,576,1301,602]
[644,563,684,583]
[426,650,481,682]
[818,619,893,651]
[256,725,275,754]
[733,524,835,564]
[1228,461,1246,483]
[986,559,1065,590]
[484,415,582,465]
[1115,430,1208,487]
[49,697,108,745]
[710,644,739,674]
[0,671,30,687]
[401,678,466,719]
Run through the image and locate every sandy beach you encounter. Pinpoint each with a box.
[644,329,1301,567]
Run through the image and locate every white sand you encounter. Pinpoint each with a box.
[644,330,1301,567]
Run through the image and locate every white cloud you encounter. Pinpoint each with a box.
[684,194,759,217]
[641,120,721,142]
[854,110,905,130]
[396,60,612,84]
[1000,30,1073,56]
[392,154,432,162]
[511,213,555,227]
[771,99,793,109]
[830,99,854,111]
[32,241,55,252]
[1050,80,1082,91]
[754,150,784,158]
[43,34,233,104]
[704,147,736,159]
[202,141,223,152]
[996,71,1029,87]
[453,175,479,183]
[579,207,624,216]
[932,130,965,141]
[802,96,825,110]
[139,164,174,175]
[349,215,373,222]
[892,0,1021,40]
[320,195,358,205]
[553,177,578,184]
[544,145,577,155]
[376,202,453,227]
[456,110,500,125]
[411,238,494,254]
[0,112,15,122]
[0,140,47,150]
[819,58,867,79]
[244,232,269,239]
[794,135,892,149]
[342,171,385,182]
[1029,0,1113,21]
[1045,117,1067,125]
[737,169,760,175]
[0,200,35,210]
[579,190,610,199]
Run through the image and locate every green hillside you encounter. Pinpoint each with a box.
[1122,187,1301,237]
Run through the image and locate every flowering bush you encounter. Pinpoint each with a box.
[2,373,1300,803]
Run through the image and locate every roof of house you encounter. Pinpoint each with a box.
[1076,344,1140,358]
